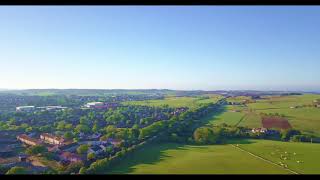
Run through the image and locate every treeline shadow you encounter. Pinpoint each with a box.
[108,143,188,174]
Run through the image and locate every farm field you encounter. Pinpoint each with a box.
[123,95,223,109]
[230,139,320,174]
[208,94,320,136]
[107,141,292,174]
[208,107,245,126]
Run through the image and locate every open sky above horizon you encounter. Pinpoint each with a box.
[0,6,320,91]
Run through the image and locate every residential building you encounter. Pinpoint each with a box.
[40,133,65,146]
[16,106,35,112]
[17,134,41,146]
[59,152,82,163]
[84,102,104,108]
[251,128,268,134]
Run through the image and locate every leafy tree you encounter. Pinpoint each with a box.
[80,116,89,125]
[87,152,96,161]
[193,127,220,144]
[281,129,301,141]
[75,124,91,134]
[63,162,84,174]
[64,123,73,130]
[26,145,47,156]
[64,131,74,140]
[86,158,110,174]
[79,167,87,174]
[77,144,89,155]
[92,123,99,133]
[105,125,116,134]
[56,121,66,131]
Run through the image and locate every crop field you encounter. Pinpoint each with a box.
[108,142,290,174]
[123,95,223,109]
[209,94,320,136]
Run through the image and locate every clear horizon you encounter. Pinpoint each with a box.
[1,6,320,91]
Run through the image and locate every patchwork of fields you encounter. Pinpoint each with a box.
[123,95,223,109]
[107,139,320,174]
[208,94,320,136]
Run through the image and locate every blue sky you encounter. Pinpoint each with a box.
[0,6,320,91]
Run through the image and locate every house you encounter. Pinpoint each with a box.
[17,134,41,146]
[88,145,105,155]
[18,154,28,162]
[16,106,35,112]
[37,106,68,111]
[47,145,61,153]
[88,133,102,140]
[59,152,82,163]
[107,138,123,147]
[40,133,65,146]
[84,102,105,108]
[251,128,268,134]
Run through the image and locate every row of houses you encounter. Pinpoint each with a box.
[83,102,119,109]
[251,128,278,135]
[17,133,68,146]
[16,105,68,112]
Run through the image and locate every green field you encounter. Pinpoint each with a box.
[206,94,320,136]
[208,108,245,126]
[123,95,223,109]
[108,142,290,174]
[232,139,320,174]
[107,139,320,174]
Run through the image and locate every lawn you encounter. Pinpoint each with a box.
[230,139,320,174]
[123,96,223,109]
[107,142,290,174]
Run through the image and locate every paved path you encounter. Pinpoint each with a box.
[231,144,299,174]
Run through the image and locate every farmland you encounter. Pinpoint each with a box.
[231,139,320,174]
[122,95,223,109]
[205,94,320,136]
[107,142,290,174]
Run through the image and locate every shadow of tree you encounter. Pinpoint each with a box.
[108,143,188,174]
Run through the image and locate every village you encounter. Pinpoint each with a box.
[0,100,189,173]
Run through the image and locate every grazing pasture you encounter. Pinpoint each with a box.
[231,139,320,174]
[107,142,290,174]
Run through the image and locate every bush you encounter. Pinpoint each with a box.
[26,145,47,156]
[281,129,301,141]
[77,144,89,155]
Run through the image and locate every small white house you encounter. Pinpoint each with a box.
[16,106,35,112]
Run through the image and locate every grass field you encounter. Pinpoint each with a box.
[107,139,320,174]
[230,139,320,174]
[108,142,290,174]
[208,110,245,126]
[123,95,223,109]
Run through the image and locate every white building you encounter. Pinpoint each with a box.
[16,106,35,112]
[84,102,104,108]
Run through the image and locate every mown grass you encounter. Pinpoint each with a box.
[107,142,290,174]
